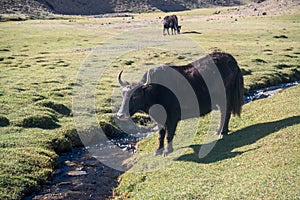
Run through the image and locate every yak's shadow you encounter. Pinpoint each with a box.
[176,116,300,163]
[181,31,202,35]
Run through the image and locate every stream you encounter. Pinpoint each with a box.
[244,81,299,104]
[26,81,299,200]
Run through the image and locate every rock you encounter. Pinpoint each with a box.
[67,170,87,176]
[32,193,64,200]
[56,181,72,186]
[64,160,77,167]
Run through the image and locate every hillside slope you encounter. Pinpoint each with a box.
[0,0,51,16]
[1,0,252,15]
[36,0,244,14]
[1,0,298,16]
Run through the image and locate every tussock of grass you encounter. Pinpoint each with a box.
[20,114,60,129]
[37,100,71,116]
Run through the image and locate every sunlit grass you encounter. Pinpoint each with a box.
[115,84,300,200]
[0,7,299,199]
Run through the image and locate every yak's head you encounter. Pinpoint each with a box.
[177,26,182,34]
[116,70,152,120]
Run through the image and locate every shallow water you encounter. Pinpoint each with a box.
[244,81,299,104]
[25,148,122,200]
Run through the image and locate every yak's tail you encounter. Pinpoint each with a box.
[231,69,244,116]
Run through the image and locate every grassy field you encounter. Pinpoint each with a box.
[115,84,300,199]
[0,6,299,200]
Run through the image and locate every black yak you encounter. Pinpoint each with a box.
[117,52,244,156]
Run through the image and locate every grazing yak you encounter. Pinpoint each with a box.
[117,52,244,156]
[163,15,181,35]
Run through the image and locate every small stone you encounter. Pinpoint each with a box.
[75,167,83,171]
[56,181,72,186]
[67,170,87,176]
[64,160,77,167]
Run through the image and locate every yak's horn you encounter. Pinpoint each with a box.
[144,70,151,85]
[118,71,129,87]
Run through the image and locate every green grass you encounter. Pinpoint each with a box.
[115,84,300,200]
[0,6,299,200]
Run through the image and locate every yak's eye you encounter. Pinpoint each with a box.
[132,94,139,99]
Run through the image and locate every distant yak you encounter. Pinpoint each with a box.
[163,15,181,35]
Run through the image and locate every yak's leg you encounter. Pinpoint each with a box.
[163,138,173,156]
[163,121,178,156]
[222,111,231,136]
[163,28,167,35]
[154,127,166,156]
[217,108,231,138]
[216,104,231,138]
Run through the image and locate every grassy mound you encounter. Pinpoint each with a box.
[20,114,60,129]
[37,100,71,116]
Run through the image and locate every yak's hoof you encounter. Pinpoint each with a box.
[220,132,228,139]
[162,148,173,157]
[154,148,164,156]
[215,131,228,139]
